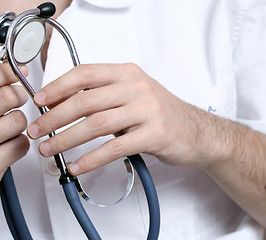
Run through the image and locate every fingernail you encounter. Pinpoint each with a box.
[69,163,80,175]
[35,91,46,105]
[40,142,51,156]
[28,124,40,138]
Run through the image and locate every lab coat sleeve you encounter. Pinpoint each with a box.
[233,0,266,135]
[214,1,266,239]
[217,0,266,239]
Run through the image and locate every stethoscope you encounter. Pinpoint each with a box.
[0,2,160,240]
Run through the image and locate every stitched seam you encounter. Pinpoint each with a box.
[231,1,250,54]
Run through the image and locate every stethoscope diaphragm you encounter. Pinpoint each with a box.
[0,12,46,65]
[13,17,46,64]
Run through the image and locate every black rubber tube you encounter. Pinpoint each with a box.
[0,167,33,240]
[1,155,160,240]
[0,175,20,240]
[128,154,161,240]
[62,181,101,240]
[63,154,160,240]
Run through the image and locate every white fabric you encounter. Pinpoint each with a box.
[1,0,266,239]
[81,0,134,9]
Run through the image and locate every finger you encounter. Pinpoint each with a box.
[0,85,28,115]
[46,95,73,110]
[0,110,28,143]
[27,83,131,139]
[37,106,144,157]
[0,64,29,86]
[0,134,30,178]
[46,79,132,110]
[33,63,140,107]
[68,127,148,176]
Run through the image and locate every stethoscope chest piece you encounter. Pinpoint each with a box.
[0,3,160,239]
[12,17,46,64]
[0,7,48,65]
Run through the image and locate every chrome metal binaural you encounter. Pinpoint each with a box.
[5,8,41,98]
[2,7,135,206]
[43,17,80,67]
[0,12,17,28]
[0,12,17,47]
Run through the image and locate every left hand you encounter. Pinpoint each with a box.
[27,63,226,176]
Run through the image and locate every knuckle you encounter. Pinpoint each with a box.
[78,65,95,85]
[17,86,28,104]
[90,113,107,130]
[76,90,97,110]
[86,152,98,170]
[134,79,153,94]
[0,86,16,109]
[75,92,88,109]
[50,77,61,93]
[12,110,27,131]
[149,98,163,115]
[155,121,168,140]
[54,133,69,152]
[0,64,16,85]
[110,139,123,156]
[124,63,142,75]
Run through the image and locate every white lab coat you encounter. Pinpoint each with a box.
[1,0,266,239]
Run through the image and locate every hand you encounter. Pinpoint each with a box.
[0,63,30,180]
[27,64,230,176]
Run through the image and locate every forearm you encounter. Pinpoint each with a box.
[200,113,266,228]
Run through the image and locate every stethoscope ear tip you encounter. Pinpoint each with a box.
[37,2,56,19]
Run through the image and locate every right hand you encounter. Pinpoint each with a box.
[0,63,30,180]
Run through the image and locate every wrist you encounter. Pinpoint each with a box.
[196,113,245,171]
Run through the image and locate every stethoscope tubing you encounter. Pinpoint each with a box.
[0,167,33,240]
[63,182,101,240]
[128,154,160,240]
[63,154,161,240]
[0,156,160,240]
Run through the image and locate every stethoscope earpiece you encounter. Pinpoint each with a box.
[0,12,16,46]
[37,2,56,18]
[0,26,8,45]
